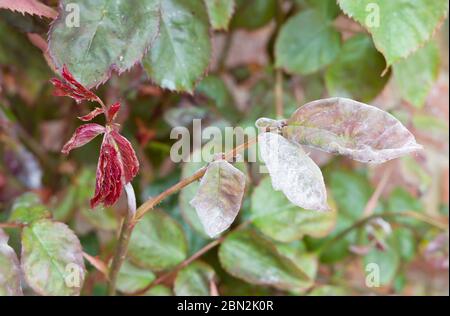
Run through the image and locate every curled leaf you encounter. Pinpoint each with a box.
[284,98,422,163]
[50,65,98,103]
[190,159,246,238]
[90,130,139,208]
[61,123,105,155]
[0,229,22,296]
[108,102,121,122]
[78,107,104,122]
[258,132,328,211]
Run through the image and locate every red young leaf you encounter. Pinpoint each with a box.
[50,65,98,103]
[0,0,57,19]
[90,130,139,208]
[61,123,105,155]
[110,131,139,183]
[108,102,121,122]
[78,107,104,122]
[90,141,123,208]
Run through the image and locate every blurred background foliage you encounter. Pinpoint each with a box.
[0,0,449,296]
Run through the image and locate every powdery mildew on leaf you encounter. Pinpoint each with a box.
[284,97,423,163]
[258,132,328,211]
[190,159,245,238]
[0,229,22,296]
[21,220,85,296]
[0,0,57,19]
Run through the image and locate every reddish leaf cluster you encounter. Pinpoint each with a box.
[50,65,98,103]
[52,66,139,208]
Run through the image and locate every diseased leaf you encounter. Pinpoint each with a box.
[258,132,328,211]
[338,0,449,65]
[61,123,105,155]
[393,42,440,108]
[204,0,235,30]
[0,229,22,296]
[190,159,245,238]
[21,220,85,296]
[325,34,389,102]
[0,0,57,19]
[251,177,336,242]
[116,259,155,294]
[128,210,187,271]
[9,192,51,224]
[174,261,215,296]
[275,9,341,75]
[284,97,422,163]
[143,0,211,92]
[218,229,311,291]
[49,0,160,87]
[180,142,247,237]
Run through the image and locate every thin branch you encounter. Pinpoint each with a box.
[363,163,393,217]
[319,211,448,254]
[274,69,284,118]
[132,137,258,226]
[0,222,24,229]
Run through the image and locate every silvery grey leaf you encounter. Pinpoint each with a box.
[284,97,422,163]
[258,132,328,211]
[190,159,246,238]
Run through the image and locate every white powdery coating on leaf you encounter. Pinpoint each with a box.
[285,97,423,163]
[190,159,246,238]
[21,220,85,296]
[258,132,328,211]
[0,229,22,296]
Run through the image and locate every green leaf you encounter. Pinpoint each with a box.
[251,177,336,242]
[389,227,416,262]
[21,220,85,296]
[80,206,118,231]
[196,75,240,123]
[174,261,216,296]
[0,229,22,296]
[143,0,211,92]
[116,260,155,294]
[386,187,424,227]
[218,229,311,291]
[9,192,51,224]
[275,9,341,75]
[204,0,235,30]
[393,42,440,108]
[143,285,173,296]
[128,210,187,271]
[363,246,400,286]
[275,241,318,292]
[231,0,276,30]
[338,0,449,65]
[325,34,389,102]
[309,285,347,296]
[303,0,340,19]
[49,0,160,87]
